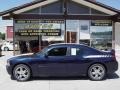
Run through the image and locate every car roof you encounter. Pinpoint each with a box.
[49,43,88,47]
[48,43,100,51]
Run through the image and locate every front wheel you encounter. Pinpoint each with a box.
[88,64,106,81]
[13,64,31,81]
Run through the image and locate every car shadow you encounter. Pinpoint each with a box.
[107,73,119,79]
[29,73,119,81]
[30,76,88,81]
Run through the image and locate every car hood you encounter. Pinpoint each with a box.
[8,53,34,61]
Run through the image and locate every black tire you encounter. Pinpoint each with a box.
[88,64,106,81]
[4,47,9,51]
[13,64,31,82]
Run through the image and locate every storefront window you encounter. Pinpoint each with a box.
[79,20,90,46]
[14,19,113,55]
[90,20,112,50]
[14,20,64,54]
[41,20,65,47]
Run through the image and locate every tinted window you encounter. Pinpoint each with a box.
[48,47,67,56]
[71,48,81,56]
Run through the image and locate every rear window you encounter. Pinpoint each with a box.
[70,48,81,56]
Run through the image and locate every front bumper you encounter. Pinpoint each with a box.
[6,65,12,75]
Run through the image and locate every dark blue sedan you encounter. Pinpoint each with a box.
[6,44,118,81]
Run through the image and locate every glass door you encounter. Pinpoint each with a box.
[67,31,77,43]
[66,20,79,43]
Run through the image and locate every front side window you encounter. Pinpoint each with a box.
[36,47,49,55]
[47,47,67,56]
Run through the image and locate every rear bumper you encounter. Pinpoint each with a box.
[105,61,118,74]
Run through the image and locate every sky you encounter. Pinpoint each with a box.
[0,0,120,33]
[0,0,33,33]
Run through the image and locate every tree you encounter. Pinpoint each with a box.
[0,32,5,40]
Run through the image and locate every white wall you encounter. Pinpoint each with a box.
[115,22,120,57]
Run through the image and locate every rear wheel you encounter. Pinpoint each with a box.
[88,64,106,81]
[13,64,31,81]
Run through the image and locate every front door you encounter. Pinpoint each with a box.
[66,46,90,76]
[45,46,68,76]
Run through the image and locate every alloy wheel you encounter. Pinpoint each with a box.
[88,64,106,81]
[13,64,31,81]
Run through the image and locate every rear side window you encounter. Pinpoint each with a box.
[70,48,81,56]
[48,47,67,56]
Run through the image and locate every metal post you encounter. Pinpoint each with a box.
[112,21,115,49]
[64,18,67,43]
[63,0,67,43]
[13,20,15,56]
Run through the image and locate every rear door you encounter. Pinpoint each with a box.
[66,46,90,76]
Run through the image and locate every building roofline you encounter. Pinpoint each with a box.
[85,0,120,14]
[0,0,120,16]
[0,0,46,16]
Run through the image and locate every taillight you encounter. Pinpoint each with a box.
[111,49,116,60]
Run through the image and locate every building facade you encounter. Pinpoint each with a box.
[0,0,120,55]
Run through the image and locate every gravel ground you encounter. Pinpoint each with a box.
[0,51,120,90]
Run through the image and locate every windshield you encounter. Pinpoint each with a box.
[36,47,49,56]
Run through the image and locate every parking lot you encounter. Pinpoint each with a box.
[0,51,120,90]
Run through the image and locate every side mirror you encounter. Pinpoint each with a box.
[44,53,48,58]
